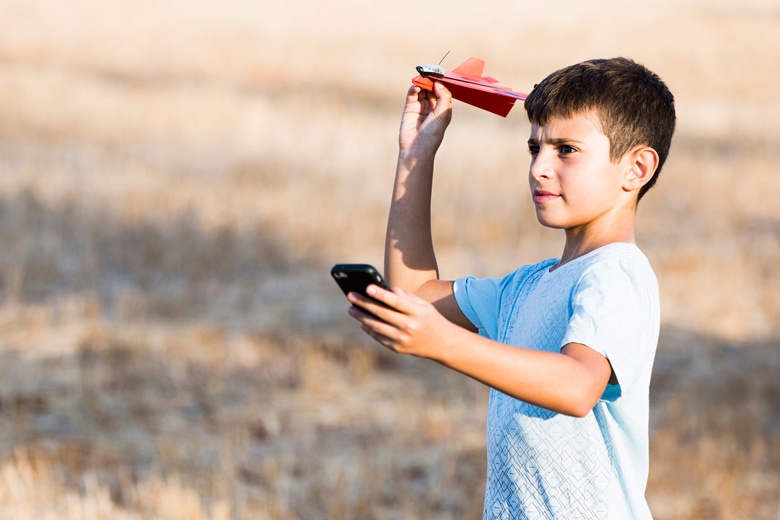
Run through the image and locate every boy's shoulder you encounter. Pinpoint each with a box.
[486,242,654,303]
[553,243,658,301]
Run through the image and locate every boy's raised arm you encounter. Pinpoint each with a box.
[384,83,473,330]
[384,82,451,291]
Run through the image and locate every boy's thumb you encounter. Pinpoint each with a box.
[433,82,453,104]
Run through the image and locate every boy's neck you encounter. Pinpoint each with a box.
[554,214,637,270]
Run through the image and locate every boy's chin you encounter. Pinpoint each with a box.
[538,223,566,230]
[534,212,567,230]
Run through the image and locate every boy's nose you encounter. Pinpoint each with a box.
[529,154,553,180]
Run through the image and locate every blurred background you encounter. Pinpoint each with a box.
[0,0,778,518]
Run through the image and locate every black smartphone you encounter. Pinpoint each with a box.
[331,264,392,320]
[331,263,390,299]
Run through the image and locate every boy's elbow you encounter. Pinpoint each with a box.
[557,344,612,417]
[560,383,604,418]
[567,399,598,418]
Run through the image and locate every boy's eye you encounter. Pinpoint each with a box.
[528,145,540,156]
[559,145,577,154]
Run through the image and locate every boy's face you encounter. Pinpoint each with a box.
[527,112,633,231]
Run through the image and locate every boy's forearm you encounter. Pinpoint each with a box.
[384,149,440,291]
[435,326,609,417]
[348,282,610,417]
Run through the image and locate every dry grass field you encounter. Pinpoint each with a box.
[0,0,779,518]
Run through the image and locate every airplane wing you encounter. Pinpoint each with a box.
[412,57,527,117]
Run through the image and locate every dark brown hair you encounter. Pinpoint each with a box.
[524,57,676,200]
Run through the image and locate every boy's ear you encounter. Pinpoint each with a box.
[622,146,659,193]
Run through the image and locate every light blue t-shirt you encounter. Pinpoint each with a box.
[453,242,659,519]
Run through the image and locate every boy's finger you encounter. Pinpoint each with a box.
[357,284,391,304]
[433,81,451,97]
[364,284,415,315]
[348,291,398,323]
[433,82,453,105]
[368,285,431,319]
[361,318,403,347]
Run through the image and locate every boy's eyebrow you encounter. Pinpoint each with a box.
[527,137,585,146]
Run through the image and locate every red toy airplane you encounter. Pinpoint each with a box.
[412,57,527,117]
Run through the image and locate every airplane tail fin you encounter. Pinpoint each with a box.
[451,57,485,77]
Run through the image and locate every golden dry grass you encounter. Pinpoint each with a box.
[0,0,778,518]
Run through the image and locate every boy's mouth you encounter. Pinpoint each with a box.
[533,189,559,204]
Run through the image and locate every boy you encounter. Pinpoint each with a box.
[347,57,676,518]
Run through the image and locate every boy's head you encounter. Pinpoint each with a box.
[524,57,676,201]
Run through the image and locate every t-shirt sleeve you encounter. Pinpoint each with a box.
[562,258,659,399]
[453,275,505,340]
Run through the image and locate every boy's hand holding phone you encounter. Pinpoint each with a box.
[332,264,460,360]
